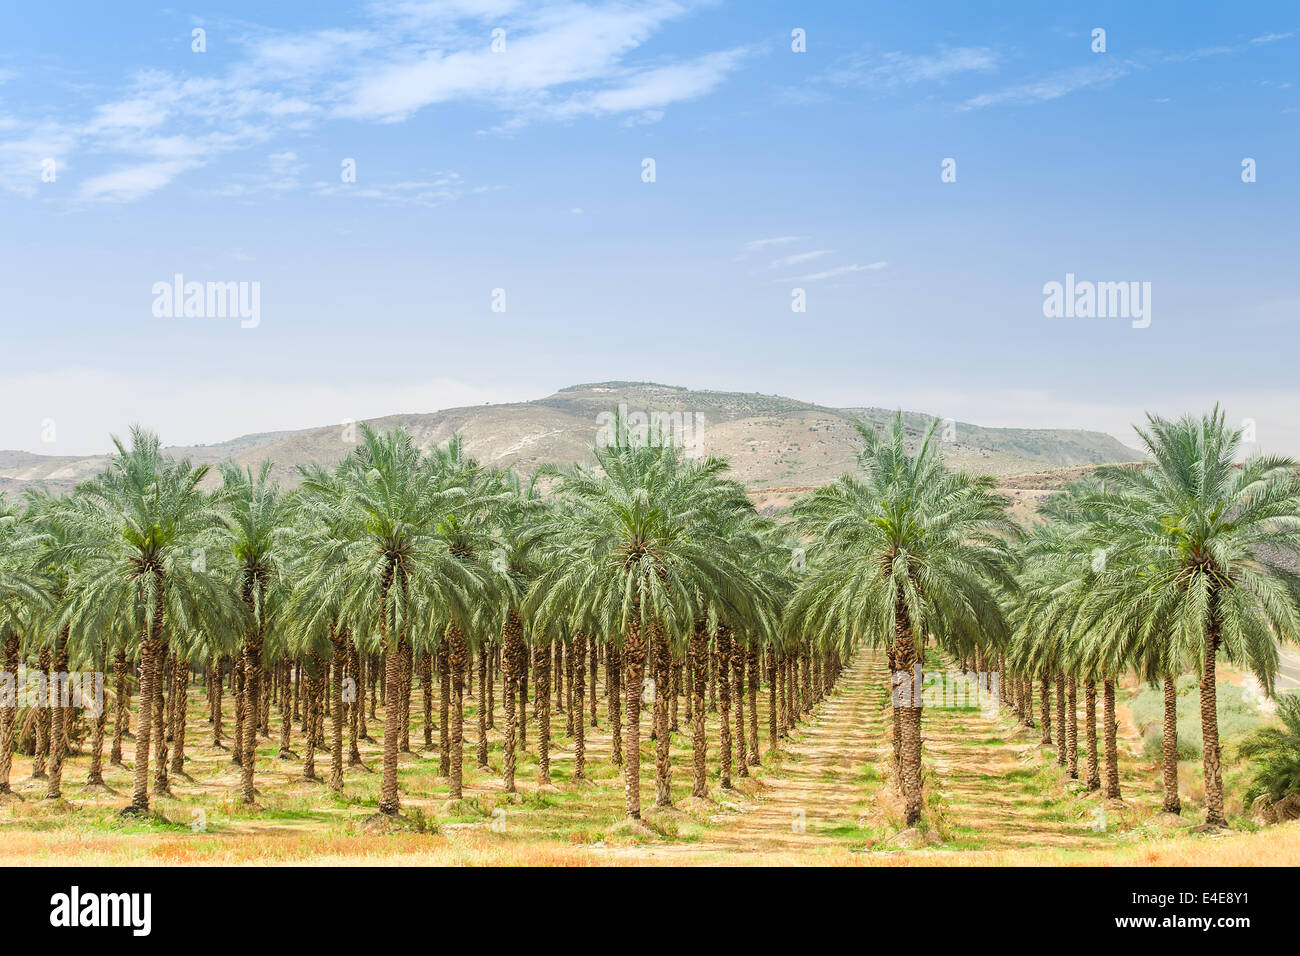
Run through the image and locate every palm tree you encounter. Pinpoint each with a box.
[52,428,240,813]
[295,426,477,817]
[1074,409,1300,826]
[424,436,507,800]
[527,416,757,817]
[216,461,295,804]
[1240,692,1300,808]
[790,414,1016,825]
[491,470,548,793]
[0,502,49,797]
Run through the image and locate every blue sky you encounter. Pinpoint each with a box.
[1,1,1297,455]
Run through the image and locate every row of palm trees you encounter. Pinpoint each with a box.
[0,418,841,820]
[2,406,1298,831]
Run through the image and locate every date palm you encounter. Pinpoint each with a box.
[215,461,295,804]
[790,414,1016,825]
[0,502,50,796]
[50,428,241,813]
[527,419,757,817]
[1073,408,1300,826]
[295,426,478,817]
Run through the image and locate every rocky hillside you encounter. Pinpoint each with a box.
[0,382,1142,498]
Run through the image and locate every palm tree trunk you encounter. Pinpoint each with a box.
[572,632,586,782]
[32,646,50,779]
[1102,678,1121,800]
[1084,679,1100,791]
[747,643,760,765]
[893,612,925,826]
[476,640,489,769]
[208,652,222,748]
[1039,676,1052,746]
[716,626,733,789]
[346,649,361,766]
[437,646,451,776]
[689,621,709,798]
[766,646,778,753]
[127,589,165,813]
[329,629,346,791]
[502,611,522,792]
[358,654,369,741]
[1054,670,1067,766]
[589,633,599,728]
[170,665,189,775]
[486,642,495,731]
[232,656,245,767]
[652,621,672,806]
[86,701,107,786]
[419,651,434,750]
[113,648,129,764]
[45,633,69,800]
[376,637,401,809]
[732,640,747,779]
[533,638,551,788]
[886,644,900,767]
[399,640,412,754]
[240,622,263,803]
[1065,675,1078,779]
[278,659,295,760]
[302,663,319,781]
[1161,674,1181,814]
[152,652,171,796]
[4,636,24,792]
[448,625,468,799]
[518,648,528,750]
[622,619,646,818]
[1199,630,1225,826]
[608,644,622,766]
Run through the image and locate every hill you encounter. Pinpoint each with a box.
[0,382,1142,498]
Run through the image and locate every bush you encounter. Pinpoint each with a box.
[1130,675,1264,762]
[1240,693,1300,804]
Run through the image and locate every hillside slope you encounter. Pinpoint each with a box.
[0,382,1142,496]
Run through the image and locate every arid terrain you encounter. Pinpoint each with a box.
[0,382,1141,500]
[2,647,1292,867]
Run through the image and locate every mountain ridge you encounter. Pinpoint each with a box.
[0,382,1143,498]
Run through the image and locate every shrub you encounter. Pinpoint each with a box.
[1130,675,1264,762]
[1239,693,1300,804]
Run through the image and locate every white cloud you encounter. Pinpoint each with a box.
[770,249,832,268]
[0,1,740,204]
[784,262,887,282]
[745,236,807,251]
[962,62,1131,110]
[77,159,201,203]
[827,45,999,89]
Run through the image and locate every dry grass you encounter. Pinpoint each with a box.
[2,651,1294,867]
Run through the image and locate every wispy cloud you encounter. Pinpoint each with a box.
[78,159,203,203]
[1250,31,1295,44]
[785,262,887,282]
[0,1,743,205]
[826,45,999,89]
[961,61,1132,110]
[745,236,807,251]
[770,249,832,268]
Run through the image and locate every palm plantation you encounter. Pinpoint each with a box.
[1,407,1297,848]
